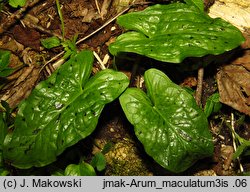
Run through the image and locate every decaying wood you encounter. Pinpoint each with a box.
[1,65,40,108]
[0,0,44,34]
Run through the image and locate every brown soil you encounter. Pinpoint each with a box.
[0,0,249,176]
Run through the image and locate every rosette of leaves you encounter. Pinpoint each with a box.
[109,0,245,63]
[3,50,129,169]
[119,68,214,173]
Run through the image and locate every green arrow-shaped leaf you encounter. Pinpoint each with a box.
[119,68,213,173]
[109,3,245,63]
[3,50,129,169]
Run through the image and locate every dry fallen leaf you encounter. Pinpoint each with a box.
[180,77,197,88]
[12,25,41,50]
[217,27,250,116]
[217,62,250,116]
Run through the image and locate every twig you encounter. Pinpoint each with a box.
[95,0,101,17]
[195,67,204,106]
[75,7,130,45]
[39,51,65,73]
[93,51,106,70]
[0,0,44,34]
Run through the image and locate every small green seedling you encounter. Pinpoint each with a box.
[41,34,78,59]
[204,92,222,118]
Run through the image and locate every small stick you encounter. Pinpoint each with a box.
[75,7,130,46]
[195,67,204,106]
[93,51,106,70]
[95,0,101,17]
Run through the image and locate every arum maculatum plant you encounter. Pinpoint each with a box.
[3,50,129,169]
[0,0,245,174]
[120,68,214,173]
[109,0,244,64]
[110,0,245,172]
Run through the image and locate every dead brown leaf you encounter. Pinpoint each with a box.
[217,63,250,116]
[241,29,250,49]
[180,76,197,88]
[217,30,250,116]
[12,25,41,50]
[233,50,250,70]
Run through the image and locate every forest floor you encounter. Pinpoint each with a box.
[0,0,250,175]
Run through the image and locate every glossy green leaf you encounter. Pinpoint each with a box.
[184,0,204,11]
[65,162,96,176]
[8,0,26,8]
[41,36,61,49]
[3,50,129,169]
[119,68,213,173]
[109,3,245,63]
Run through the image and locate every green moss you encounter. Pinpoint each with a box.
[104,139,152,176]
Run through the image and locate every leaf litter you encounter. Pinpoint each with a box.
[0,0,250,175]
[217,31,250,116]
